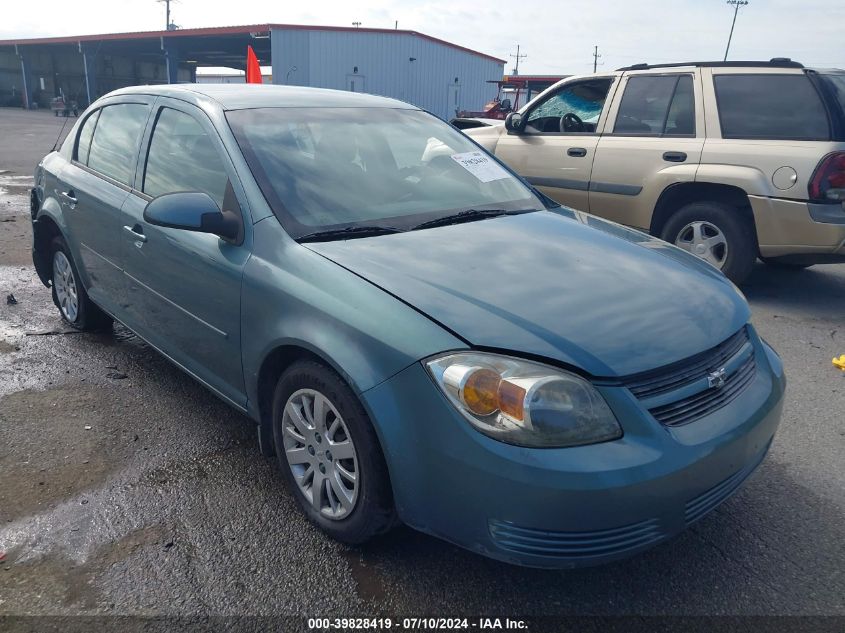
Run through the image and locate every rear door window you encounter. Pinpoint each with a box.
[614,75,695,136]
[142,107,229,208]
[714,74,830,140]
[87,103,151,185]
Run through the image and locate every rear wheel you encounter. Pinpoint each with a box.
[660,201,757,284]
[49,236,113,331]
[272,360,397,544]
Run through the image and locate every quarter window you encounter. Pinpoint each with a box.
[86,103,150,186]
[614,75,695,136]
[526,78,613,133]
[714,74,829,140]
[143,107,228,208]
[75,109,100,165]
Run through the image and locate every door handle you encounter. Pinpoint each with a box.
[59,190,77,208]
[123,224,147,243]
[662,151,687,162]
[567,147,587,158]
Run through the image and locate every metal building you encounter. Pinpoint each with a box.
[0,23,505,120]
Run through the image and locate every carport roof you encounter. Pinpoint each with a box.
[0,23,506,65]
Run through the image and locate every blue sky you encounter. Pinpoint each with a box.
[3,0,843,75]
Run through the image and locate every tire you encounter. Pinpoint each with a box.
[272,359,397,544]
[759,256,813,271]
[49,236,113,331]
[660,201,757,285]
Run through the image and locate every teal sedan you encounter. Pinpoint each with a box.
[31,85,785,568]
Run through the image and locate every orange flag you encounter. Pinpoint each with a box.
[246,45,262,84]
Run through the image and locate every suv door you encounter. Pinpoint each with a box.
[589,72,704,229]
[59,99,153,315]
[494,77,617,210]
[119,100,250,407]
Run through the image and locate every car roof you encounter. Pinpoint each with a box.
[104,84,417,111]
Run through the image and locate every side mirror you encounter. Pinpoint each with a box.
[143,192,241,243]
[504,111,525,133]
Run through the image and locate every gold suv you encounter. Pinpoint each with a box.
[465,59,845,283]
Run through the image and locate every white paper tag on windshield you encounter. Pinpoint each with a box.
[450,151,510,183]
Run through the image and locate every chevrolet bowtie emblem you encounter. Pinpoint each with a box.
[707,368,727,389]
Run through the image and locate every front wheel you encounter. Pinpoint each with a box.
[272,360,397,544]
[660,201,757,284]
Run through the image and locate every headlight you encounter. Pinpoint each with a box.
[426,352,622,448]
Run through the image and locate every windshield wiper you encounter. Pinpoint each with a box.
[296,225,404,243]
[411,208,536,231]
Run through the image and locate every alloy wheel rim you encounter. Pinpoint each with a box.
[52,251,79,322]
[674,220,729,269]
[282,388,359,520]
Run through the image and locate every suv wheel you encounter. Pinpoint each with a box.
[660,201,756,284]
[49,236,113,331]
[272,359,397,544]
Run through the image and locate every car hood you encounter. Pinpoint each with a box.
[306,208,750,377]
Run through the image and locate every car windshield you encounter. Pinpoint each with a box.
[226,107,547,239]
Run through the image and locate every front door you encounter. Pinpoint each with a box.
[494,77,617,211]
[589,73,704,229]
[119,100,250,407]
[60,101,152,314]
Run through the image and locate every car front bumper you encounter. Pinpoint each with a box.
[362,336,785,569]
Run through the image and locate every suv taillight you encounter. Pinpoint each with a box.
[809,152,845,201]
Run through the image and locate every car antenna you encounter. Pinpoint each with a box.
[50,113,72,153]
[50,74,89,152]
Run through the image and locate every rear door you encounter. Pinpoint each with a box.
[494,76,617,211]
[589,72,704,229]
[119,99,250,407]
[59,99,153,314]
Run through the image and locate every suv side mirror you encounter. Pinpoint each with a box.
[143,192,241,243]
[505,111,525,133]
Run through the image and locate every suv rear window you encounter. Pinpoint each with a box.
[714,74,829,140]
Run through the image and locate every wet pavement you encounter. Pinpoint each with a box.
[0,109,844,620]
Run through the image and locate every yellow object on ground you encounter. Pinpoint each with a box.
[833,355,845,371]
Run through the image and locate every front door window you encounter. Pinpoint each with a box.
[526,78,613,134]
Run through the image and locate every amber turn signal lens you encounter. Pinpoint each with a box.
[497,379,527,421]
[462,368,501,416]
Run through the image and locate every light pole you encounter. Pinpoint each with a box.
[724,0,748,61]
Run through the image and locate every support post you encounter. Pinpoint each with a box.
[16,46,34,109]
[161,37,180,84]
[80,42,98,107]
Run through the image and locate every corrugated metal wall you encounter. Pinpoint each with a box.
[270,28,503,119]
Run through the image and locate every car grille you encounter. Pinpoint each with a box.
[624,328,750,398]
[488,518,665,560]
[623,327,756,427]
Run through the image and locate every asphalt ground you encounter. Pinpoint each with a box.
[0,109,843,625]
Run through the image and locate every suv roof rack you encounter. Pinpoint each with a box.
[616,58,804,71]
